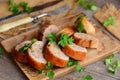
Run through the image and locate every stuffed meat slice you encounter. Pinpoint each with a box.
[44,42,69,67]
[14,41,31,63]
[74,32,99,48]
[62,43,87,60]
[27,41,47,70]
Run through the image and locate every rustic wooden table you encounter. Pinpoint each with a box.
[0,0,120,80]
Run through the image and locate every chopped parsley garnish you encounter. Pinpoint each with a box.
[84,74,93,80]
[48,33,57,43]
[46,70,54,80]
[75,16,86,32]
[46,62,53,69]
[9,0,20,14]
[105,54,114,65]
[38,69,44,74]
[67,59,84,72]
[20,1,28,8]
[103,16,115,27]
[76,63,84,72]
[9,0,33,14]
[20,1,33,13]
[58,33,74,47]
[77,0,98,11]
[19,38,38,53]
[105,53,120,74]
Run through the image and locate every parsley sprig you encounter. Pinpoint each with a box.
[58,33,74,47]
[84,75,93,80]
[48,33,57,43]
[20,1,33,13]
[9,0,20,14]
[38,62,54,80]
[67,59,84,72]
[103,16,115,27]
[105,54,120,74]
[9,0,33,14]
[77,0,98,11]
[75,16,86,32]
[19,38,38,53]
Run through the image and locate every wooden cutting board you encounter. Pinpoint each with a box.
[1,12,120,80]
[94,4,120,40]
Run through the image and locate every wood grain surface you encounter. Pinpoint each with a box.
[94,4,120,40]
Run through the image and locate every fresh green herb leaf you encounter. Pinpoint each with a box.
[46,70,54,80]
[0,47,4,56]
[74,16,85,32]
[108,66,115,74]
[19,43,31,53]
[58,33,74,47]
[105,54,114,65]
[46,62,53,69]
[113,60,120,68]
[103,16,115,27]
[90,5,98,11]
[76,63,84,72]
[48,33,57,43]
[38,69,44,74]
[84,74,93,80]
[67,37,74,44]
[19,38,37,53]
[67,59,77,67]
[19,1,33,13]
[20,1,28,8]
[77,0,97,11]
[25,6,33,13]
[77,22,84,32]
[75,16,86,23]
[9,0,19,14]
[31,38,38,44]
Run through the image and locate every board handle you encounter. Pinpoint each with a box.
[0,17,33,32]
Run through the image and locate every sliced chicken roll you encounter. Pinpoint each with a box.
[82,18,96,36]
[44,42,69,67]
[74,32,99,48]
[38,24,59,45]
[14,41,31,63]
[27,41,47,70]
[57,27,75,37]
[62,43,87,60]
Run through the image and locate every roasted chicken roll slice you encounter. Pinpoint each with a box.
[57,27,75,37]
[38,24,59,45]
[27,41,47,70]
[14,41,31,63]
[74,32,99,48]
[62,43,87,60]
[82,18,96,36]
[44,42,69,67]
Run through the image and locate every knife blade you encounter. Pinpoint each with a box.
[0,5,70,33]
[0,0,62,21]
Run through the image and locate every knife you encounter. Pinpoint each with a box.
[0,5,70,32]
[0,0,62,21]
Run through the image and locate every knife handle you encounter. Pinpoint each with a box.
[0,17,33,32]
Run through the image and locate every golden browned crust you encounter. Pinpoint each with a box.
[62,45,86,60]
[57,27,75,36]
[13,49,28,63]
[27,51,46,70]
[44,44,68,67]
[74,35,99,48]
